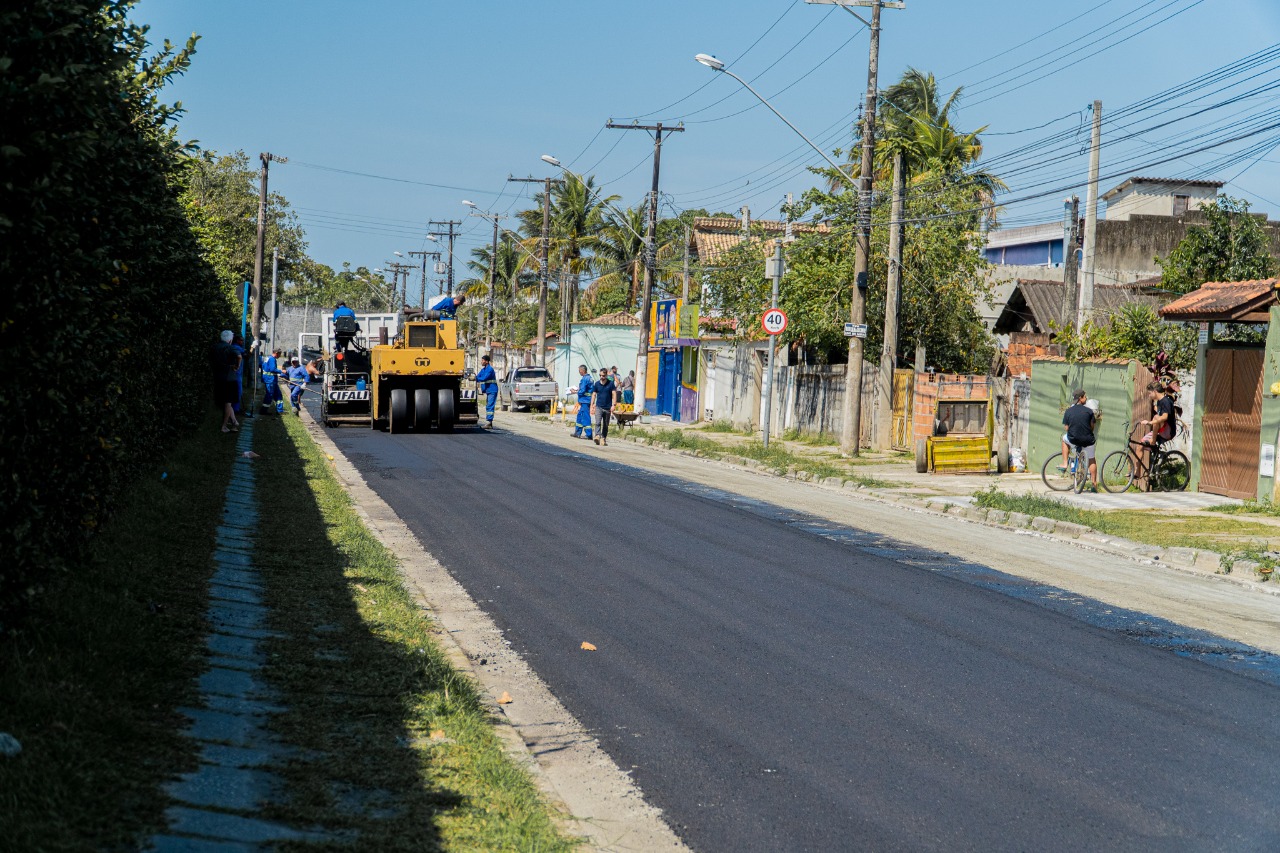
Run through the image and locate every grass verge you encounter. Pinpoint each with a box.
[252,412,577,851]
[0,408,236,850]
[629,427,893,488]
[973,486,1280,558]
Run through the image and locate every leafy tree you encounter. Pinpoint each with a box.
[1156,195,1276,294]
[1050,305,1198,371]
[587,205,647,315]
[1,0,227,621]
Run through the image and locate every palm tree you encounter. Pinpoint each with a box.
[587,205,647,314]
[548,173,618,329]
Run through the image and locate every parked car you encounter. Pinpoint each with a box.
[499,366,558,412]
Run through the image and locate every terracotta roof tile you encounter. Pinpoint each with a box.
[1158,278,1278,322]
[691,216,830,267]
[579,311,641,327]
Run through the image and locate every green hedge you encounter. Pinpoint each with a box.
[0,1,228,626]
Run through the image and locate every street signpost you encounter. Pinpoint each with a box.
[844,322,867,339]
[762,308,788,336]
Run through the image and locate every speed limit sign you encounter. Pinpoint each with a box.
[762,308,788,336]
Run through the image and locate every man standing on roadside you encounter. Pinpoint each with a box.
[619,369,636,406]
[1062,388,1099,491]
[214,330,241,433]
[572,364,593,440]
[475,354,498,428]
[591,367,616,447]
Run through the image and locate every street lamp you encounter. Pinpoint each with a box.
[540,154,561,167]
[463,200,505,353]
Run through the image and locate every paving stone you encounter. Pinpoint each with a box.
[209,584,262,606]
[821,477,843,487]
[1195,551,1223,572]
[208,601,267,631]
[210,624,282,642]
[164,806,321,844]
[214,550,253,568]
[198,666,267,701]
[208,568,263,591]
[199,742,281,769]
[203,692,285,716]
[149,834,256,852]
[985,509,1009,524]
[962,507,989,522]
[206,632,264,662]
[1006,511,1032,528]
[1163,547,1198,565]
[1030,516,1057,533]
[179,707,268,746]
[946,505,968,516]
[842,481,862,490]
[216,532,254,550]
[207,655,263,673]
[166,763,278,811]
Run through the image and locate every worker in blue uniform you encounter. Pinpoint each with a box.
[332,301,360,353]
[475,354,498,428]
[430,294,466,319]
[572,364,593,439]
[261,348,285,414]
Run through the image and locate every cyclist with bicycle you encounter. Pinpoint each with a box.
[1062,389,1100,491]
[1142,381,1177,445]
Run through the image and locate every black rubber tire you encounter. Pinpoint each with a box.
[1100,450,1135,493]
[915,439,928,473]
[414,388,433,431]
[501,401,510,412]
[1041,454,1073,492]
[1073,456,1090,494]
[389,388,409,434]
[437,387,455,433]
[1154,450,1190,492]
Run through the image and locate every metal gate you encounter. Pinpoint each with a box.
[1199,348,1263,500]
[891,369,914,450]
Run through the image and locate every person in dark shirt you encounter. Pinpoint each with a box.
[1061,389,1099,490]
[1145,382,1177,444]
[590,367,616,446]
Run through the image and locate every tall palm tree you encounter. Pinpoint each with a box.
[588,205,647,314]
[548,173,618,328]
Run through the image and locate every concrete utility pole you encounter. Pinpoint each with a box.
[509,175,563,366]
[840,0,884,458]
[606,120,684,414]
[486,216,501,351]
[875,150,905,451]
[408,250,441,308]
[428,220,461,296]
[1061,196,1081,330]
[250,152,287,357]
[385,262,415,309]
[269,246,280,355]
[682,223,691,303]
[1079,100,1102,330]
[762,240,785,448]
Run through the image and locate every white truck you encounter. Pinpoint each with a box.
[498,366,559,412]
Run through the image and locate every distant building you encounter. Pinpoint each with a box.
[1101,177,1223,221]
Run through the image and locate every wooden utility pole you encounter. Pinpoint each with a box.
[606,121,684,414]
[508,175,563,366]
[1079,100,1102,330]
[428,220,461,296]
[875,150,905,451]
[841,0,883,457]
[408,250,441,308]
[384,262,415,309]
[250,152,286,356]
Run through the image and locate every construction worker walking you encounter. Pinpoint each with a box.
[572,364,593,440]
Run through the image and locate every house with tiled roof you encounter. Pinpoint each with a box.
[689,216,830,268]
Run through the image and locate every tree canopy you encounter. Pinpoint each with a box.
[1156,195,1276,294]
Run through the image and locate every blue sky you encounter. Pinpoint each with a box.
[137,0,1280,281]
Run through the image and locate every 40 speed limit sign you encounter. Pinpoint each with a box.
[761,308,788,335]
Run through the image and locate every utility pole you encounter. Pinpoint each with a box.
[409,250,441,308]
[1079,99,1102,330]
[840,0,883,458]
[428,220,461,296]
[385,261,415,309]
[269,246,280,355]
[606,120,684,414]
[509,175,563,366]
[875,151,904,451]
[682,223,691,302]
[250,152,287,358]
[763,240,786,448]
[1061,196,1081,330]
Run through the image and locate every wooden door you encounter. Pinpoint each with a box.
[1199,348,1263,499]
[891,369,914,450]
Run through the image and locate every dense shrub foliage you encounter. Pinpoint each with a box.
[0,2,227,625]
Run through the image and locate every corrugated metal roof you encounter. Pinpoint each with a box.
[691,216,830,267]
[1158,278,1278,322]
[579,311,641,327]
[1102,176,1224,200]
[994,279,1169,334]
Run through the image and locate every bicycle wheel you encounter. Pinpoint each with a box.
[1152,450,1190,492]
[1099,450,1135,493]
[1073,452,1090,493]
[1041,454,1073,491]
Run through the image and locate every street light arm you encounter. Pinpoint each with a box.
[711,66,851,182]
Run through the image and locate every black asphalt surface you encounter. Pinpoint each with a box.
[312,412,1280,852]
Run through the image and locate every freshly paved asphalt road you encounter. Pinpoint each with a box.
[316,417,1280,852]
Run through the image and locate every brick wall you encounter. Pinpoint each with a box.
[1006,332,1060,379]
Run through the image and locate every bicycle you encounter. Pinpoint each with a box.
[1098,420,1190,493]
[1041,442,1093,493]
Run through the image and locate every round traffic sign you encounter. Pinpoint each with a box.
[762,308,788,336]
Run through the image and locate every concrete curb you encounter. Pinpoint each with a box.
[297,410,687,852]
[601,427,1280,599]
